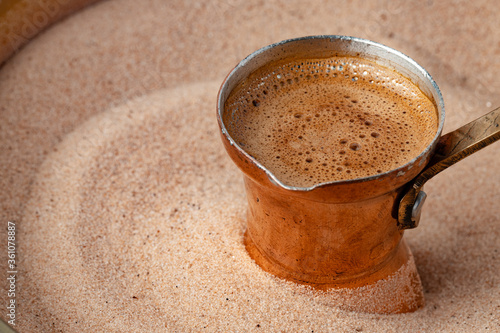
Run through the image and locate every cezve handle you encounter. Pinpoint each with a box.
[398,106,500,229]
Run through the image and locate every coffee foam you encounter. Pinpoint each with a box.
[224,56,438,187]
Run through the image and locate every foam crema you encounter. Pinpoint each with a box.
[223,56,438,188]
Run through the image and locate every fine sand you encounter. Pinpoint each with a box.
[1,0,499,332]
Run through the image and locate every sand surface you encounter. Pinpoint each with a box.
[0,0,499,332]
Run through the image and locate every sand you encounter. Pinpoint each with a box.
[0,0,499,332]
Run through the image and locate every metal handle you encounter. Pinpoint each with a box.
[398,106,500,229]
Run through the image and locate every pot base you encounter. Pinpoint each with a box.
[245,233,424,314]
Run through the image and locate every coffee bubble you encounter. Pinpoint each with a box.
[349,143,361,151]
